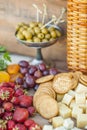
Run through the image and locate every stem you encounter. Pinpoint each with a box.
[36,48,43,60]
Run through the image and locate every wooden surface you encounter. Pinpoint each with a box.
[0,0,67,65]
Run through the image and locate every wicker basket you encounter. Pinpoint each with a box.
[67,0,87,74]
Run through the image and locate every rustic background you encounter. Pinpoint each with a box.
[0,0,67,69]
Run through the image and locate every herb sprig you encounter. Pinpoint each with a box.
[0,46,11,70]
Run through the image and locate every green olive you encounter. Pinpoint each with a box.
[16,25,20,32]
[42,39,48,42]
[38,22,43,27]
[23,25,28,29]
[37,33,44,39]
[45,33,51,40]
[50,31,57,38]
[41,28,48,34]
[18,22,25,27]
[50,38,55,41]
[16,32,25,40]
[33,37,41,42]
[48,27,55,32]
[27,28,35,36]
[34,27,41,34]
[19,27,26,32]
[22,30,32,39]
[27,39,33,42]
[56,30,61,37]
[29,22,38,28]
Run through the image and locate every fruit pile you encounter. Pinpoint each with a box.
[16,22,61,43]
[16,60,58,91]
[0,82,42,130]
[0,60,59,130]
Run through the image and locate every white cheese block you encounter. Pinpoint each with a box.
[57,94,64,102]
[75,83,87,93]
[54,126,66,130]
[79,104,86,113]
[86,100,87,104]
[77,114,87,128]
[72,106,83,119]
[52,116,64,128]
[62,93,73,106]
[75,93,86,104]
[71,127,82,130]
[86,93,87,98]
[85,125,87,129]
[63,118,74,130]
[68,90,75,99]
[86,107,87,114]
[70,100,78,109]
[58,102,71,118]
[43,125,53,130]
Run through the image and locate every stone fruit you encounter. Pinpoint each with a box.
[0,71,10,83]
[10,73,23,82]
[7,64,20,74]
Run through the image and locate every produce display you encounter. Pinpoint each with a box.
[0,59,87,130]
[0,59,59,130]
[16,22,61,43]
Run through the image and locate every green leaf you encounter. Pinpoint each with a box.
[0,46,6,52]
[0,46,11,70]
[3,52,12,62]
[0,59,7,70]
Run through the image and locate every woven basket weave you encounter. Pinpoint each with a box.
[67,0,87,74]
